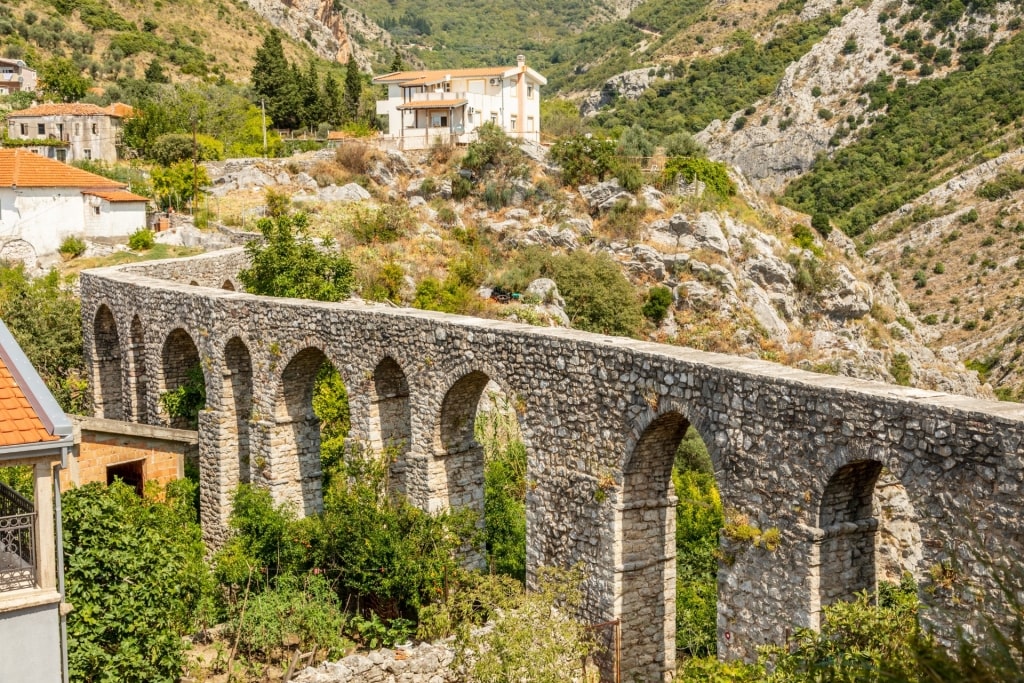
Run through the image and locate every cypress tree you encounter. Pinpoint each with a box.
[343,57,361,122]
[322,71,343,126]
[251,30,300,130]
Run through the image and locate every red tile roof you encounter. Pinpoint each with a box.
[7,102,134,118]
[0,149,127,189]
[0,356,59,447]
[82,189,149,203]
[375,67,511,85]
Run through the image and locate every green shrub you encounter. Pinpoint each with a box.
[59,235,86,258]
[817,108,834,120]
[548,133,616,186]
[462,123,523,173]
[733,115,748,130]
[348,205,413,244]
[159,364,206,429]
[128,228,155,251]
[239,213,354,301]
[225,574,349,659]
[451,175,473,200]
[890,352,913,385]
[643,286,674,324]
[64,481,212,683]
[478,409,527,581]
[614,161,644,192]
[661,156,736,198]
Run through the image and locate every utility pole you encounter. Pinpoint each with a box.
[261,98,268,158]
[191,113,199,217]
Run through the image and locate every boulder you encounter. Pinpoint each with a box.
[640,185,666,213]
[820,264,872,320]
[744,256,794,293]
[319,183,372,203]
[578,179,634,212]
[525,278,566,308]
[233,166,277,190]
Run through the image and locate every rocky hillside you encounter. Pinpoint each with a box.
[188,140,985,398]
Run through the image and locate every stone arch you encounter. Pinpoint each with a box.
[369,356,412,496]
[618,409,691,681]
[160,328,203,429]
[813,459,883,622]
[126,315,148,422]
[92,305,124,420]
[222,280,235,291]
[435,370,492,517]
[811,459,924,625]
[224,337,254,489]
[271,346,335,516]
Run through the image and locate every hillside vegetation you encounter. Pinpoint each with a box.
[0,0,328,85]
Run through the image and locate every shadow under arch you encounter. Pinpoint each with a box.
[160,327,204,430]
[92,304,124,420]
[618,406,721,683]
[223,336,254,492]
[368,356,412,497]
[126,315,148,422]
[811,459,923,627]
[271,346,338,516]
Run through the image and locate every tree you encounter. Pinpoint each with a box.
[322,71,343,126]
[0,265,86,413]
[343,57,362,122]
[238,213,355,301]
[251,30,300,130]
[144,59,170,84]
[617,123,654,158]
[300,61,325,130]
[548,133,616,186]
[38,57,90,102]
[389,49,404,73]
[63,481,211,683]
[151,161,211,211]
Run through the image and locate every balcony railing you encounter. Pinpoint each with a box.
[0,481,35,592]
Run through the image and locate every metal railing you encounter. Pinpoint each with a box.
[0,481,36,592]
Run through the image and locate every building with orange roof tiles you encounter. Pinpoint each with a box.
[372,55,546,151]
[0,318,73,683]
[0,149,149,265]
[4,102,134,163]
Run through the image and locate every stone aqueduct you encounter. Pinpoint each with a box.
[82,250,1024,681]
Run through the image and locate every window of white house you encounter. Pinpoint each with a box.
[430,113,448,127]
[527,116,535,132]
[94,205,101,215]
[84,149,92,160]
[510,114,518,130]
[527,84,534,99]
[19,123,27,136]
[490,112,498,124]
[442,81,451,93]
[74,123,80,135]
[37,123,45,135]
[91,123,98,134]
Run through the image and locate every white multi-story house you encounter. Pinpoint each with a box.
[0,58,36,95]
[373,55,546,150]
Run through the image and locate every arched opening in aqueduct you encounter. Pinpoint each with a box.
[223,338,253,491]
[369,357,412,497]
[620,410,720,681]
[812,459,922,627]
[160,328,203,430]
[92,305,123,420]
[127,316,148,422]
[436,370,528,576]
[272,347,341,515]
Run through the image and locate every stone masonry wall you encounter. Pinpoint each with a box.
[81,249,1024,682]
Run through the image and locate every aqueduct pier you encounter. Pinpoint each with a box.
[81,249,1024,681]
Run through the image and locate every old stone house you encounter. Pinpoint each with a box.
[0,319,74,683]
[0,58,36,95]
[5,103,133,163]
[0,149,149,265]
[373,55,546,150]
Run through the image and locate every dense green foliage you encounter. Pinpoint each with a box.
[37,55,91,102]
[239,214,355,302]
[0,264,86,413]
[662,157,736,198]
[159,364,207,429]
[548,134,616,186]
[478,407,528,580]
[497,248,644,336]
[592,17,840,135]
[64,481,211,683]
[784,33,1024,236]
[150,161,210,212]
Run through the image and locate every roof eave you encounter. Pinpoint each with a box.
[0,319,72,438]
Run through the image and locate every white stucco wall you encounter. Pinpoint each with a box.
[0,602,62,683]
[0,188,146,259]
